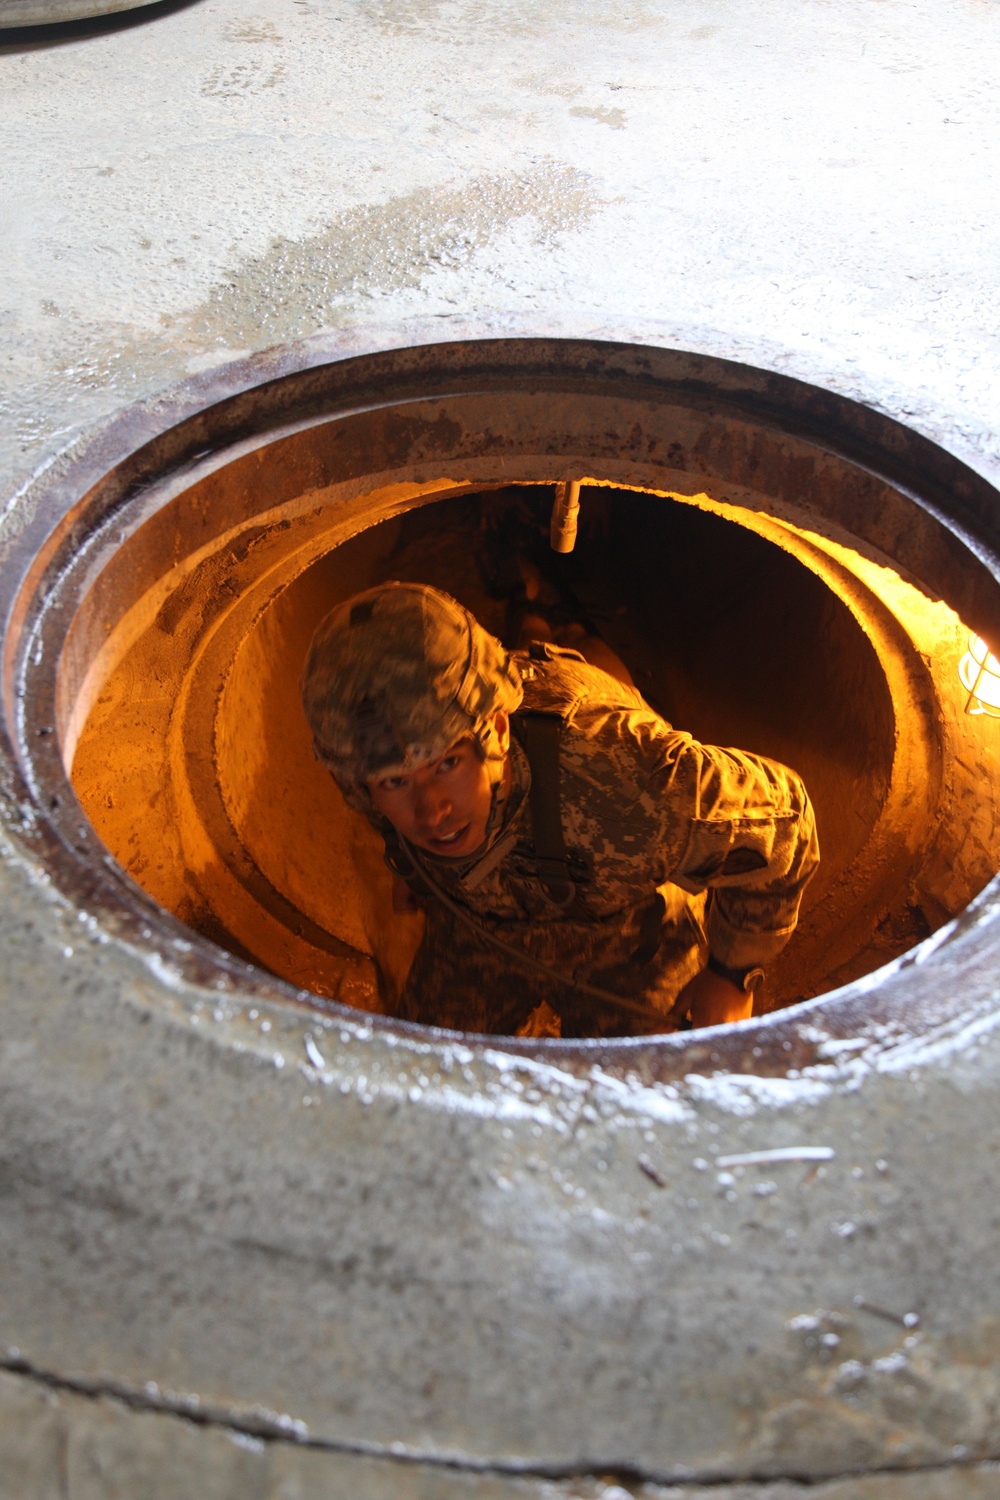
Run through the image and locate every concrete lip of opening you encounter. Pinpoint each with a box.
[3,321,1000,1488]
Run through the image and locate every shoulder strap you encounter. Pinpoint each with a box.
[517,712,569,876]
[512,705,581,908]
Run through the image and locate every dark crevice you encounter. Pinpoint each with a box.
[2,1352,999,1491]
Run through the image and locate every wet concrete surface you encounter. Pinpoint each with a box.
[3,0,1000,488]
[4,0,1000,1495]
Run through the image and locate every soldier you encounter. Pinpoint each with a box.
[300,581,819,1038]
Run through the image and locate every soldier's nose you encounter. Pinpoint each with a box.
[414,782,450,826]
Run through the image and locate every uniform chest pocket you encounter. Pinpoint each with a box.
[673,813,799,892]
[507,845,594,917]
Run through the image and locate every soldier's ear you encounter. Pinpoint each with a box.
[492,710,511,756]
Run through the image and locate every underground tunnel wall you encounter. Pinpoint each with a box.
[65,483,958,1018]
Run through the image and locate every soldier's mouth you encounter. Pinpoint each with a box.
[425,824,473,854]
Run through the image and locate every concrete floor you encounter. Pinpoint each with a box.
[3,1,1000,1495]
[4,0,1000,488]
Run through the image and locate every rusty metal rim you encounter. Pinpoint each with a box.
[4,318,1000,1084]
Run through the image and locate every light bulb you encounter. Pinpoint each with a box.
[959,634,1000,716]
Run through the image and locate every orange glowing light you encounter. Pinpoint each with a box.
[959,635,1000,717]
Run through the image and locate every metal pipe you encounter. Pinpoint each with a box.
[550,479,581,553]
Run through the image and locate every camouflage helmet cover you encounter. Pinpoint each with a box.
[300,582,523,795]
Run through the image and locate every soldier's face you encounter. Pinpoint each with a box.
[367,712,510,859]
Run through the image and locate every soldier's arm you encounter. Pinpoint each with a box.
[569,696,818,1019]
[653,736,820,973]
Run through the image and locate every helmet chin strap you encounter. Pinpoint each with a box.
[477,719,511,845]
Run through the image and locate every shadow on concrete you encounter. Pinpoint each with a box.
[0,0,203,50]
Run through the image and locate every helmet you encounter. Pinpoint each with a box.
[300,582,523,801]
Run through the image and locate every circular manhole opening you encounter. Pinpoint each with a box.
[6,332,1000,1071]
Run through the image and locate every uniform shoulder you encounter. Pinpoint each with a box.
[513,646,647,719]
[512,647,690,801]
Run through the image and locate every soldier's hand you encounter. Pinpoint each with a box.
[671,968,753,1029]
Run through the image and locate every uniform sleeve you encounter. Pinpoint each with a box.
[649,734,820,969]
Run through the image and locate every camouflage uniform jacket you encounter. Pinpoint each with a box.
[396,647,819,1037]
